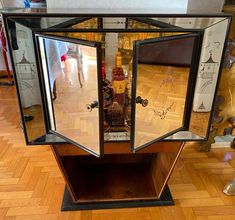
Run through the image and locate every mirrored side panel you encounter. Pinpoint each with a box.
[9,17,95,30]
[5,20,46,143]
[132,34,200,151]
[152,17,226,29]
[37,35,103,157]
[166,18,230,140]
[190,18,230,136]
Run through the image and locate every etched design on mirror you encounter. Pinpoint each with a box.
[150,102,174,120]
[189,18,229,137]
[38,36,101,155]
[133,35,197,149]
[9,22,46,142]
[193,19,229,112]
[161,17,230,140]
[199,51,219,94]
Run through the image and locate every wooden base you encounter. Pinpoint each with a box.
[61,185,174,211]
[52,142,184,206]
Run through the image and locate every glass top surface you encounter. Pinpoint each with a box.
[1,7,228,16]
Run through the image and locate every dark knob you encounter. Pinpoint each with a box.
[136,96,148,107]
[86,101,98,112]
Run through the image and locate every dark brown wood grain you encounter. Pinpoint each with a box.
[53,141,183,156]
[52,142,184,203]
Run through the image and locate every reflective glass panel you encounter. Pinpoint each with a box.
[37,35,102,156]
[133,34,199,150]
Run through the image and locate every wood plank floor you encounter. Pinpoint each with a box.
[0,85,235,219]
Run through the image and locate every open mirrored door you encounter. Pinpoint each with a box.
[35,34,103,157]
[131,33,202,152]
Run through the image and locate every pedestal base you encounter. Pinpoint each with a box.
[61,185,174,211]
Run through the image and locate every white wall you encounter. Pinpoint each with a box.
[47,0,224,12]
[0,0,224,71]
[187,0,224,12]
[0,0,23,8]
[47,0,188,9]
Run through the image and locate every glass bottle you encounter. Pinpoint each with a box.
[112,52,126,107]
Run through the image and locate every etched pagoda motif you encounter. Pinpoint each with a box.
[198,102,206,110]
[200,51,219,93]
[16,53,37,87]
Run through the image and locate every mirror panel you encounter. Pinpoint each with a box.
[166,18,230,140]
[190,19,229,135]
[7,21,46,142]
[37,35,103,156]
[4,13,230,147]
[152,17,226,29]
[11,17,94,29]
[132,34,199,150]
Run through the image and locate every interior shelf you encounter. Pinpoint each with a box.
[60,154,161,203]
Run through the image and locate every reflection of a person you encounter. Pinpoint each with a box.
[44,39,68,100]
[67,44,84,88]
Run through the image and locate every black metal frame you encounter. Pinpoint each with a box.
[1,11,232,152]
[34,33,104,157]
[131,33,203,152]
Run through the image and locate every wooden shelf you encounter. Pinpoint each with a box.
[51,142,184,206]
[60,154,160,203]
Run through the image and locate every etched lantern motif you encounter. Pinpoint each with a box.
[16,53,36,81]
[15,53,38,108]
[197,51,219,111]
[200,51,219,93]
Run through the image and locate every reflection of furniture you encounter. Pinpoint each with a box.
[3,9,231,211]
[138,37,194,66]
[0,17,13,85]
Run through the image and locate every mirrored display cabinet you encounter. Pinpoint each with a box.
[2,8,231,210]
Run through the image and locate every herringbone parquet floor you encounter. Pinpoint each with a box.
[1,84,235,219]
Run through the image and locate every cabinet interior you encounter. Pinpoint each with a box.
[60,153,161,202]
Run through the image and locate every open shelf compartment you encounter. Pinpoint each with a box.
[60,153,164,203]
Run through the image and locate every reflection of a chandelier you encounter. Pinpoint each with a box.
[16,53,36,81]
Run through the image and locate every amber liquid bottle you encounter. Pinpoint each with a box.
[112,53,126,107]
